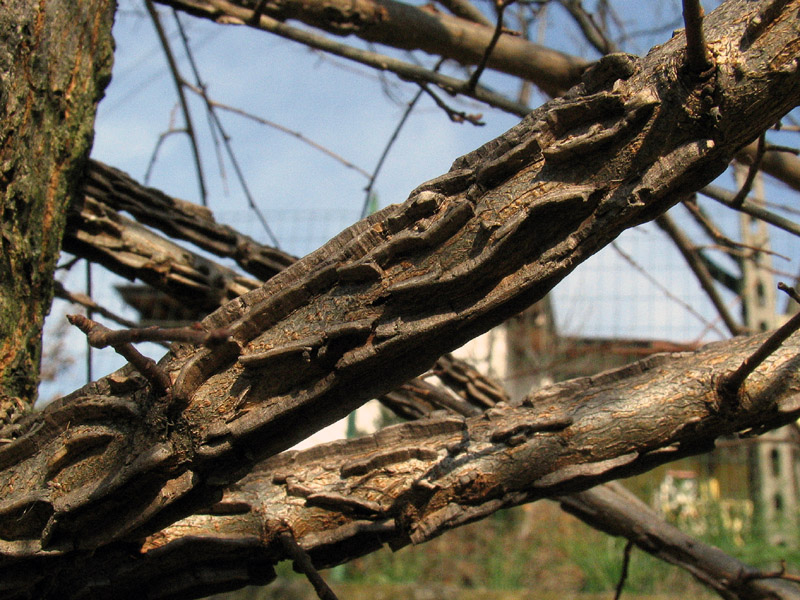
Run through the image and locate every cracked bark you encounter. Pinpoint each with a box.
[19,333,800,599]
[3,0,800,598]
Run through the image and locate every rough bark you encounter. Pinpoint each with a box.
[0,0,114,419]
[15,332,800,599]
[155,0,588,96]
[2,0,800,597]
[59,172,800,600]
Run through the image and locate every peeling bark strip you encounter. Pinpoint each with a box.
[1,0,800,585]
[34,332,800,598]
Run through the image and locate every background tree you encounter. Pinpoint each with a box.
[2,0,800,598]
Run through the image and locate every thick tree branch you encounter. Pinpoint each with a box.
[83,161,296,282]
[26,331,800,599]
[2,2,800,596]
[157,0,588,97]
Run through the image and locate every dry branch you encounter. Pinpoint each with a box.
[3,1,800,597]
[29,331,800,598]
[157,0,588,96]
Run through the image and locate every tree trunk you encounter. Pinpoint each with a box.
[0,0,115,420]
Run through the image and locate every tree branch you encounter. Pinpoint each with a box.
[157,0,588,97]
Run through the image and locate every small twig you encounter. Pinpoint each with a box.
[612,242,725,338]
[559,0,620,55]
[656,214,744,336]
[765,143,800,155]
[681,0,712,75]
[682,198,788,261]
[144,126,187,185]
[718,283,800,401]
[188,89,370,180]
[70,318,231,349]
[171,13,281,248]
[54,281,138,330]
[242,2,530,117]
[701,184,800,239]
[613,540,634,600]
[731,134,766,206]
[361,87,425,218]
[420,83,485,125]
[466,0,513,91]
[67,314,172,396]
[739,560,800,585]
[278,531,340,600]
[144,0,208,205]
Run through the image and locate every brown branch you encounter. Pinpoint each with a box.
[681,0,713,75]
[701,184,800,239]
[144,0,208,205]
[656,213,744,336]
[69,321,231,349]
[731,134,766,206]
[718,283,800,402]
[82,160,296,282]
[278,531,341,600]
[156,0,587,97]
[67,314,172,396]
[614,540,634,600]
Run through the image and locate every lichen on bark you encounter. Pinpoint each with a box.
[0,0,115,418]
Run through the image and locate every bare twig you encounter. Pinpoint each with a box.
[70,321,232,349]
[171,12,281,248]
[168,0,532,117]
[765,143,800,155]
[54,281,138,330]
[187,90,371,180]
[701,184,800,239]
[731,133,766,206]
[361,88,425,218]
[67,314,172,396]
[612,241,725,338]
[682,198,787,261]
[614,540,634,600]
[718,282,800,401]
[144,0,208,205]
[656,214,744,336]
[681,0,712,75]
[739,560,800,584]
[144,126,187,185]
[278,531,340,600]
[419,83,485,125]
[559,0,620,54]
[466,0,513,91]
